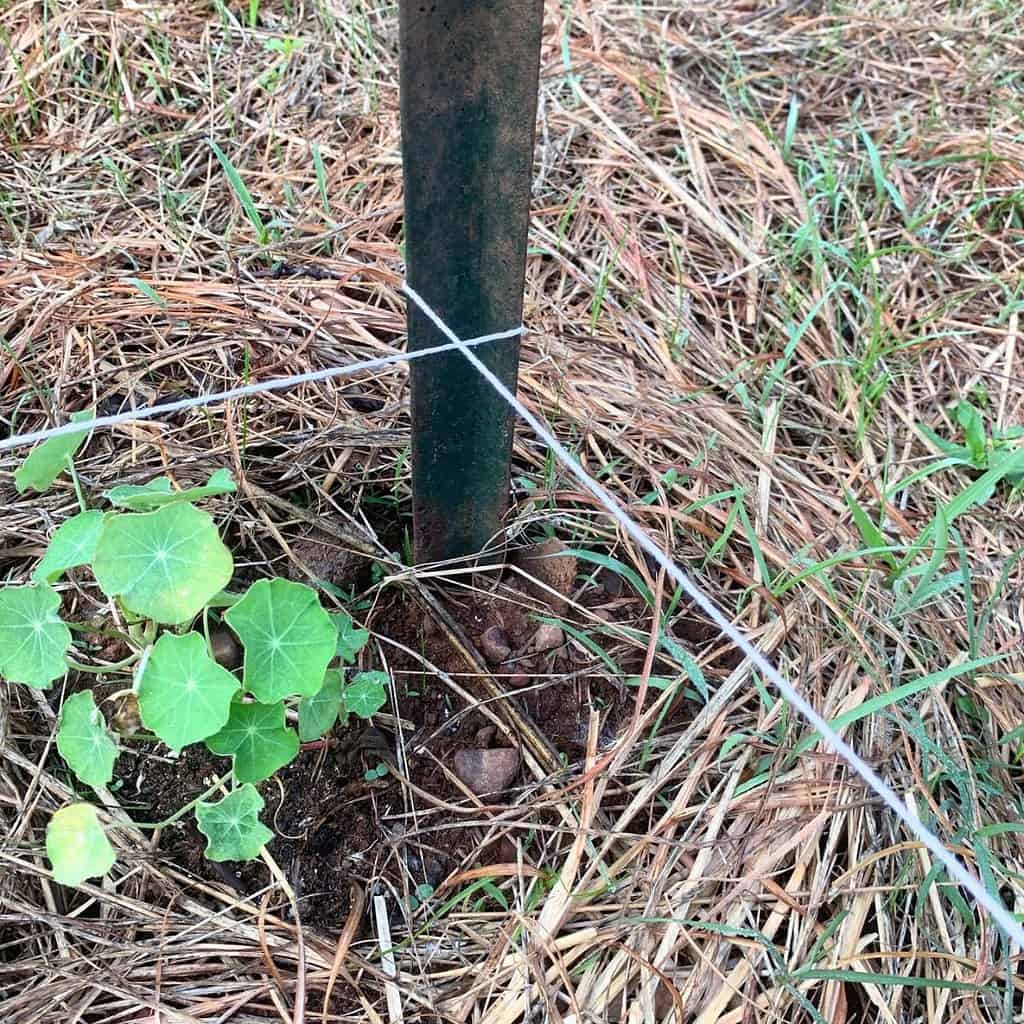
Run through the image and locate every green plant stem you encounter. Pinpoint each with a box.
[65,622,136,644]
[66,457,87,513]
[127,619,158,646]
[132,772,233,830]
[66,652,141,674]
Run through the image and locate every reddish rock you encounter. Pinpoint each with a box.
[454,748,520,795]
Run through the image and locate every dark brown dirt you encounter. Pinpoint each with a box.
[114,741,374,930]
[287,527,372,594]
[368,579,629,757]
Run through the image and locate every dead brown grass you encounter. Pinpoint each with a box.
[2,0,1023,1021]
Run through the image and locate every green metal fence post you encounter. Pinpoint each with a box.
[400,0,544,563]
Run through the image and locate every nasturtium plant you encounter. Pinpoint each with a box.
[138,632,239,750]
[105,468,237,511]
[1,441,387,885]
[92,503,233,624]
[332,610,370,664]
[15,409,93,494]
[56,691,118,788]
[299,670,387,740]
[33,510,105,584]
[343,671,389,720]
[224,578,336,703]
[206,699,300,783]
[47,803,115,885]
[196,784,274,862]
[0,584,72,687]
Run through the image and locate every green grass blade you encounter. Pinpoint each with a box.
[786,968,985,992]
[125,278,167,308]
[209,139,267,244]
[563,549,654,606]
[312,143,330,218]
[792,654,1005,755]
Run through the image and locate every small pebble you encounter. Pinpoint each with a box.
[480,625,512,665]
[404,848,447,889]
[529,623,564,652]
[454,747,520,795]
[475,724,498,747]
[597,567,624,596]
[500,666,532,689]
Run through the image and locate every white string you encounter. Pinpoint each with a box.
[402,280,1024,948]
[0,326,524,454]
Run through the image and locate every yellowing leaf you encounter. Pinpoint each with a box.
[47,804,115,885]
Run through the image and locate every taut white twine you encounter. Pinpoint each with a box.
[0,326,524,454]
[402,280,1024,948]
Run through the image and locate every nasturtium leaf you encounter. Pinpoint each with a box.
[138,632,239,751]
[105,469,237,511]
[224,579,335,703]
[47,803,116,885]
[56,690,118,787]
[342,671,388,720]
[14,409,93,494]
[33,510,105,584]
[298,669,343,741]
[205,700,299,782]
[92,502,233,625]
[331,610,370,664]
[0,584,71,688]
[104,476,173,508]
[195,784,274,862]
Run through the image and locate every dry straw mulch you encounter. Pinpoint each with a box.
[2,1,1023,1021]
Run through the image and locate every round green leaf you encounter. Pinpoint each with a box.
[92,503,233,625]
[15,409,93,495]
[343,671,388,720]
[298,669,343,742]
[0,584,71,688]
[47,803,116,885]
[33,510,105,584]
[138,632,239,751]
[224,579,335,703]
[205,700,299,782]
[195,784,273,862]
[57,690,118,788]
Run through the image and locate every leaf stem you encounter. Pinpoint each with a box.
[66,456,87,513]
[66,652,141,674]
[132,771,233,829]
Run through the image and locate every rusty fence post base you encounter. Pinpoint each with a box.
[400,0,544,564]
